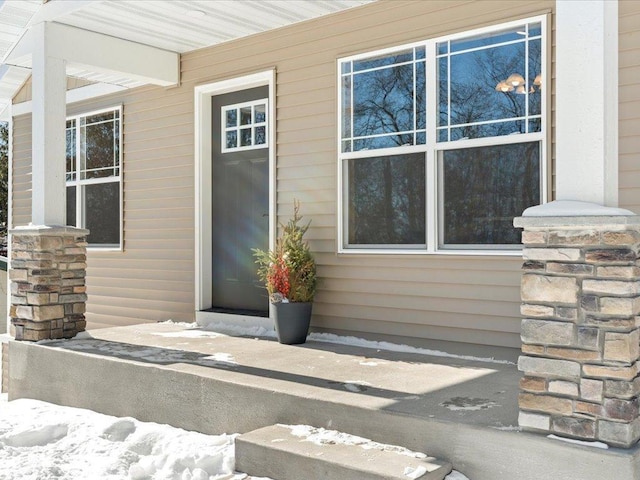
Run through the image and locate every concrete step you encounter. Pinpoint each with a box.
[236,424,453,480]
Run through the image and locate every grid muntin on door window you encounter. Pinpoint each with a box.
[221,99,268,153]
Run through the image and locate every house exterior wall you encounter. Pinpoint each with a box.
[619,0,640,212]
[15,0,635,347]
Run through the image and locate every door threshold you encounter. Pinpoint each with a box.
[196,309,273,331]
[204,307,269,318]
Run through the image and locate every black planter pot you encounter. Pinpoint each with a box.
[270,301,312,344]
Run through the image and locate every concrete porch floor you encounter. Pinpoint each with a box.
[8,322,640,480]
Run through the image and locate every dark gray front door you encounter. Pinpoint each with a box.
[211,86,269,313]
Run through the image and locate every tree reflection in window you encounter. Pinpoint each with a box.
[440,142,540,246]
[437,23,542,141]
[342,48,426,152]
[348,153,425,245]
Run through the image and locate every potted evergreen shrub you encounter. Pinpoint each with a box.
[253,201,316,344]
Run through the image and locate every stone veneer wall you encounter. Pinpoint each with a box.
[9,226,89,341]
[514,215,640,448]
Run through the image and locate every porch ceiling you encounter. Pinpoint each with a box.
[0,0,374,116]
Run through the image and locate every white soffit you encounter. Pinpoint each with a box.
[56,0,375,54]
[0,0,374,114]
[0,0,40,115]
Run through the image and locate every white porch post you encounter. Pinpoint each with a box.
[30,22,66,226]
[555,0,619,206]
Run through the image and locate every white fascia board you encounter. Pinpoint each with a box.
[6,22,179,87]
[9,82,129,118]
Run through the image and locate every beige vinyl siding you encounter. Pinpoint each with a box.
[11,0,556,345]
[11,114,32,228]
[181,0,553,348]
[12,85,196,329]
[619,0,640,213]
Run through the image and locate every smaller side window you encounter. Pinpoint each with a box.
[66,107,122,249]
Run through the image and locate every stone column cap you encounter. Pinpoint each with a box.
[9,225,90,236]
[514,201,640,228]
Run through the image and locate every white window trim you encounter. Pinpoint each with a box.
[336,14,548,256]
[65,105,123,251]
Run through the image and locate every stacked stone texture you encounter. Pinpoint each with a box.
[517,222,640,448]
[9,227,89,341]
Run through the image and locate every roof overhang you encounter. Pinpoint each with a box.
[0,0,374,119]
[5,22,180,87]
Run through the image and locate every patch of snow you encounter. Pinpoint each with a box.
[490,424,520,432]
[547,434,609,449]
[523,200,634,217]
[359,361,380,366]
[157,330,224,339]
[445,472,472,480]
[199,322,276,339]
[0,393,7,403]
[308,332,514,365]
[343,380,371,393]
[0,399,252,479]
[159,320,201,328]
[404,465,427,478]
[161,321,513,365]
[202,353,238,365]
[282,424,427,459]
[440,397,499,412]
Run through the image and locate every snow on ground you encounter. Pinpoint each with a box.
[0,398,251,480]
[0,397,470,479]
[547,434,609,450]
[160,321,514,365]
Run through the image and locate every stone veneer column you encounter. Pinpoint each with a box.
[514,205,640,448]
[9,226,89,341]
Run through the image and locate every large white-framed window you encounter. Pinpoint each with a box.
[65,106,123,250]
[338,16,547,254]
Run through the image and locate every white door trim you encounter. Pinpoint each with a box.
[194,70,276,312]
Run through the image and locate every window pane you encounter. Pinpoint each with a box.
[416,61,426,130]
[84,182,120,246]
[254,104,266,123]
[450,120,526,140]
[448,42,526,127]
[66,186,76,227]
[437,57,448,128]
[528,38,542,116]
[348,153,425,245]
[352,62,414,145]
[450,25,525,53]
[438,25,543,142]
[341,76,351,141]
[353,134,413,151]
[66,122,76,181]
[240,107,252,125]
[226,109,237,128]
[226,131,237,149]
[353,50,413,72]
[240,128,252,147]
[83,111,116,125]
[440,142,540,246]
[82,118,119,179]
[255,126,266,145]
